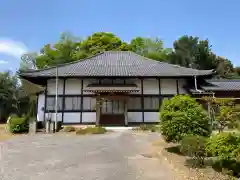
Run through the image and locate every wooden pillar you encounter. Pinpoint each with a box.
[124,99,128,126]
[96,97,101,126]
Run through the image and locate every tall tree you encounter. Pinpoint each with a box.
[35,32,82,69]
[215,56,235,78]
[168,36,214,68]
[79,32,129,55]
[30,32,130,69]
[233,66,240,78]
[129,37,172,61]
[0,71,22,121]
[169,35,234,78]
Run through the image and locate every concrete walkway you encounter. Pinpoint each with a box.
[0,131,177,180]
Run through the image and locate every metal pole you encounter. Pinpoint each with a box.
[55,67,58,132]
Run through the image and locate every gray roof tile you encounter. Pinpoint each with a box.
[19,51,214,77]
[201,79,240,91]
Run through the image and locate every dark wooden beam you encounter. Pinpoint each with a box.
[176,79,179,94]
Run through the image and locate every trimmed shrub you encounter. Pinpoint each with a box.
[160,95,211,142]
[180,135,207,167]
[76,126,107,135]
[206,133,240,177]
[206,132,240,160]
[89,126,107,134]
[7,117,29,133]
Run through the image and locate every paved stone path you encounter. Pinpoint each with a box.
[0,131,177,180]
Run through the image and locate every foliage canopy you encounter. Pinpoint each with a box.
[19,32,237,79]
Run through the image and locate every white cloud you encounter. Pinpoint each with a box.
[0,39,28,58]
[0,60,8,64]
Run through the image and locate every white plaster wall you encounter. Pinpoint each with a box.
[65,79,82,94]
[161,79,177,94]
[37,93,45,121]
[47,79,64,95]
[83,97,96,110]
[144,112,159,122]
[178,79,187,94]
[63,113,81,123]
[143,79,159,94]
[82,112,96,123]
[45,113,62,122]
[127,112,142,122]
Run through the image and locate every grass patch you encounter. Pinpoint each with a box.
[76,126,107,135]
[132,124,158,132]
[61,126,76,132]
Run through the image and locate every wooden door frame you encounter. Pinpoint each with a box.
[95,93,128,126]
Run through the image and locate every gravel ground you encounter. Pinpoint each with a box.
[0,131,177,180]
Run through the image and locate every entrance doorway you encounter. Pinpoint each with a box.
[100,99,125,126]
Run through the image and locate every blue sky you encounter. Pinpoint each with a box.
[0,0,239,72]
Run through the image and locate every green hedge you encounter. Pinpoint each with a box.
[206,133,240,177]
[206,132,240,160]
[160,95,211,142]
[61,126,76,132]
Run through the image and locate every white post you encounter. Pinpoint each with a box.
[55,67,58,132]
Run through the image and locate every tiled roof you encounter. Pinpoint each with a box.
[83,84,140,92]
[201,79,240,91]
[189,89,214,94]
[19,51,214,78]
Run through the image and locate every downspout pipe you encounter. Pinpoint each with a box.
[194,75,202,93]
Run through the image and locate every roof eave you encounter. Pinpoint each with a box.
[18,72,214,79]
